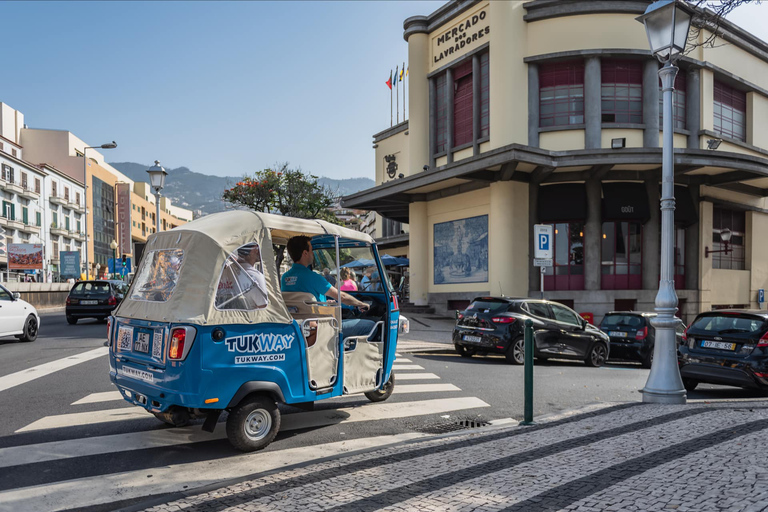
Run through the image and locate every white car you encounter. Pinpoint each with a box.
[0,284,39,342]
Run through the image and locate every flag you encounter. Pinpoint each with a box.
[406,66,408,77]
[386,70,392,90]
[400,62,404,81]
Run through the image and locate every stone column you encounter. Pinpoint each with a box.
[473,54,481,156]
[585,178,602,290]
[529,182,540,292]
[585,57,602,149]
[408,201,429,306]
[643,59,660,148]
[643,179,661,289]
[446,67,455,164]
[490,181,529,298]
[407,31,430,176]
[528,63,540,148]
[429,78,436,169]
[686,67,701,150]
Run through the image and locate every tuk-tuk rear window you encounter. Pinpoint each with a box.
[130,249,184,302]
[215,242,269,310]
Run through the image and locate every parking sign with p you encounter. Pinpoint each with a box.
[534,224,553,260]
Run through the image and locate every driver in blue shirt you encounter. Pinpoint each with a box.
[281,236,376,338]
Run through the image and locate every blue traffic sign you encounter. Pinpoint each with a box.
[759,289,765,304]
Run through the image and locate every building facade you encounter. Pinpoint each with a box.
[343,0,768,323]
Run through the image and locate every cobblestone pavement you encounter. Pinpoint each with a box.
[131,401,768,512]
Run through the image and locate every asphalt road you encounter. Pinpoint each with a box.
[0,310,763,512]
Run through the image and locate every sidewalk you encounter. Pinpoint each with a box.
[132,399,768,512]
[397,312,455,353]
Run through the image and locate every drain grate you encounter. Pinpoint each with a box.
[416,418,491,434]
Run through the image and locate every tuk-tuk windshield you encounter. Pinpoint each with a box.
[312,246,392,292]
[130,249,184,302]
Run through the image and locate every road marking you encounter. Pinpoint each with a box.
[395,373,440,381]
[394,357,412,363]
[6,397,488,467]
[71,391,123,405]
[0,433,429,512]
[392,364,424,370]
[395,384,460,394]
[16,407,153,433]
[0,347,108,393]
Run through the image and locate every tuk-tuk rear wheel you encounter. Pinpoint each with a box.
[364,372,395,403]
[226,395,281,452]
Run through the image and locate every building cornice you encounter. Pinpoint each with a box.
[403,0,480,41]
[0,134,22,148]
[373,120,409,143]
[0,152,49,177]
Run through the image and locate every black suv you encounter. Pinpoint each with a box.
[600,312,685,368]
[66,280,128,324]
[678,310,768,392]
[453,297,610,366]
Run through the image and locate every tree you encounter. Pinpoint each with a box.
[686,0,762,52]
[223,163,340,224]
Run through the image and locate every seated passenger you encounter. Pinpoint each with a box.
[281,236,376,338]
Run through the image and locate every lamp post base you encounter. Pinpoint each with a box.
[640,387,686,404]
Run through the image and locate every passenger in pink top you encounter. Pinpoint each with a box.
[339,267,358,291]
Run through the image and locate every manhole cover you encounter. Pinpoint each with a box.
[416,418,491,434]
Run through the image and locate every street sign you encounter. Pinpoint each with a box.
[533,224,553,260]
[759,289,765,304]
[533,258,553,267]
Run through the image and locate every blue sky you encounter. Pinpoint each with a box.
[1,1,766,180]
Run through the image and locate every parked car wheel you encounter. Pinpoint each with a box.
[226,395,280,452]
[585,343,608,367]
[66,316,77,325]
[683,378,698,392]
[19,315,38,342]
[641,347,654,369]
[505,337,525,365]
[365,372,395,402]
[454,344,476,358]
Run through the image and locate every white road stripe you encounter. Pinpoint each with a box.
[393,357,412,363]
[395,384,460,393]
[16,407,153,433]
[392,364,424,370]
[0,433,429,512]
[0,347,108,393]
[71,391,123,405]
[6,397,488,468]
[395,373,440,381]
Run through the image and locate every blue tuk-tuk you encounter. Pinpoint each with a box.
[107,211,407,451]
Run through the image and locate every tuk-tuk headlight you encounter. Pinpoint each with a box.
[399,315,410,334]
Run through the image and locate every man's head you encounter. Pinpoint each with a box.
[237,243,261,265]
[322,268,330,276]
[286,236,313,266]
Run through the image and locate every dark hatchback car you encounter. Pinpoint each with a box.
[600,312,685,368]
[66,280,129,324]
[678,310,768,392]
[453,297,610,366]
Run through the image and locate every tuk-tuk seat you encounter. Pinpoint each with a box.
[282,292,338,320]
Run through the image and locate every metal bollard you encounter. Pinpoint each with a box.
[520,318,536,426]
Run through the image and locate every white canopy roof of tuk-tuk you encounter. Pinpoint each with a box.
[114,210,374,326]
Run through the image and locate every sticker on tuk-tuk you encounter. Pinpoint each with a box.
[225,333,294,364]
[117,326,134,351]
[118,365,154,383]
[152,330,164,359]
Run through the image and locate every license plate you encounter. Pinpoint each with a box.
[134,332,151,353]
[81,300,98,305]
[609,331,628,338]
[463,335,482,343]
[117,326,134,351]
[701,340,736,351]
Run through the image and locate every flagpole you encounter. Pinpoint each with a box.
[404,66,407,121]
[396,73,399,124]
[390,71,393,127]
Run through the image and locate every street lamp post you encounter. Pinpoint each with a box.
[110,239,118,279]
[146,161,167,235]
[636,0,693,404]
[83,141,117,278]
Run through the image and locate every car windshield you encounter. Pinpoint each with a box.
[601,314,645,329]
[690,314,767,335]
[72,282,111,294]
[466,300,508,314]
[130,249,185,302]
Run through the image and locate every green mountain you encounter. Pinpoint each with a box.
[109,162,374,218]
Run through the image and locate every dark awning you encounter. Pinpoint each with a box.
[538,184,587,222]
[602,182,650,222]
[674,185,698,226]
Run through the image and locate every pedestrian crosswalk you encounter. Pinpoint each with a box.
[0,352,493,512]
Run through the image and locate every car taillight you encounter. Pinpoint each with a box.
[458,313,464,320]
[168,328,187,360]
[635,327,648,341]
[392,295,399,311]
[107,296,117,306]
[492,317,516,324]
[757,332,768,348]
[682,325,690,343]
[107,317,113,347]
[66,296,71,305]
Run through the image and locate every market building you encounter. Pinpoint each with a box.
[343,0,768,322]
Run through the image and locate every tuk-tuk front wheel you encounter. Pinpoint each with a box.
[364,372,395,403]
[226,395,281,452]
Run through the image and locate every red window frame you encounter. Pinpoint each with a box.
[453,60,474,147]
[543,222,585,291]
[539,60,584,128]
[601,59,643,124]
[601,221,643,290]
[659,72,687,130]
[480,52,490,138]
[435,74,448,154]
[714,81,747,142]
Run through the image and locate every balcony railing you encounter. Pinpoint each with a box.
[18,186,40,200]
[50,224,68,236]
[1,180,23,195]
[18,222,41,234]
[49,194,67,206]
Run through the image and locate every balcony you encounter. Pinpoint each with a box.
[73,203,85,214]
[18,222,41,235]
[72,231,85,241]
[18,186,40,200]
[50,224,68,237]
[1,180,23,195]
[7,217,23,230]
[49,195,67,206]
[68,200,82,212]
